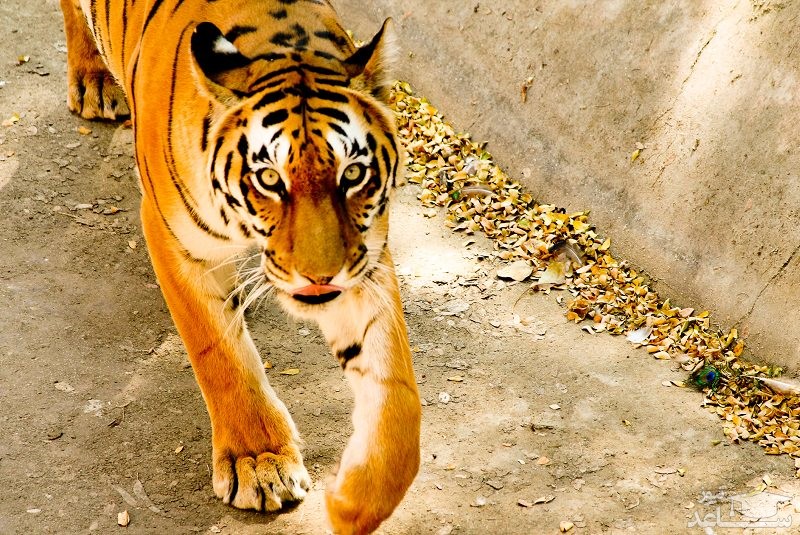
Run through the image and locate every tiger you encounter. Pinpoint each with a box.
[58,1,421,533]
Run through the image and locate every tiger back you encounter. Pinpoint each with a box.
[59,1,421,533]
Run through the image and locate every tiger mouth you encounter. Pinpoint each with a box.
[292,291,341,305]
[290,284,344,305]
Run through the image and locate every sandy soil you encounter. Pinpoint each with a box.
[0,1,798,534]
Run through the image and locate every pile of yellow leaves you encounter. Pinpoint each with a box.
[389,81,800,472]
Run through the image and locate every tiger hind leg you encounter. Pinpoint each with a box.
[59,0,128,120]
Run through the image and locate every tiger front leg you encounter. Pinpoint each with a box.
[315,257,421,534]
[140,201,310,512]
[59,0,128,120]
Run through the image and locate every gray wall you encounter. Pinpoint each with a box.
[338,1,800,370]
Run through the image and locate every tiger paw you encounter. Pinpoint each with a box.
[66,64,129,120]
[212,447,311,512]
[324,469,399,535]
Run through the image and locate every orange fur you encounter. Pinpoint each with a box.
[59,0,420,532]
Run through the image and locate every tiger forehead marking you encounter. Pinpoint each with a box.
[245,87,381,194]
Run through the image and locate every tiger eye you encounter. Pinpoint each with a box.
[343,163,365,182]
[260,168,281,186]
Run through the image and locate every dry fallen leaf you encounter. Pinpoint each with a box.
[280,369,300,376]
[117,510,130,527]
[77,126,92,135]
[2,114,19,127]
[497,260,533,282]
[626,326,651,345]
[471,496,487,508]
[536,260,567,286]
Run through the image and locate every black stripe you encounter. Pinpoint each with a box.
[227,454,239,504]
[211,137,225,175]
[121,1,128,65]
[262,109,289,128]
[269,129,283,144]
[137,155,204,264]
[336,344,362,369]
[314,107,349,123]
[164,27,227,240]
[239,181,258,216]
[313,30,349,49]
[253,90,286,110]
[163,148,231,241]
[225,193,242,208]
[170,0,187,15]
[89,0,98,38]
[225,25,257,41]
[315,77,349,87]
[237,134,250,163]
[269,9,288,19]
[223,152,234,180]
[201,112,211,152]
[313,88,349,103]
[328,123,346,138]
[380,147,391,178]
[252,52,287,62]
[268,257,290,276]
[142,0,166,37]
[313,50,337,61]
[304,64,343,77]
[104,0,111,57]
[270,31,294,47]
[349,248,367,271]
[365,133,377,153]
[248,65,301,90]
[385,134,398,183]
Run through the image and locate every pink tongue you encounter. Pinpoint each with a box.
[292,284,343,297]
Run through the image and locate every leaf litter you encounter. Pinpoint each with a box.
[389,80,800,474]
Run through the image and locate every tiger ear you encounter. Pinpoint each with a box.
[190,22,252,104]
[344,18,397,102]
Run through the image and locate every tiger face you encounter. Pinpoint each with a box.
[194,21,399,311]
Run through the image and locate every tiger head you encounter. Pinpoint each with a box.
[191,20,400,312]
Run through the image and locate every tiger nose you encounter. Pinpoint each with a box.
[301,273,334,286]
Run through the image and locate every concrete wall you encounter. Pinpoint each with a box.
[338,1,800,370]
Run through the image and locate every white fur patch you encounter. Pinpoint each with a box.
[212,36,240,55]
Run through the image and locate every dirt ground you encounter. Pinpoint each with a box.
[1,1,799,534]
